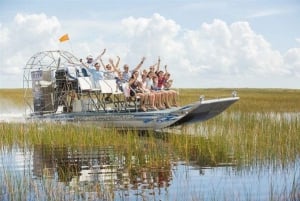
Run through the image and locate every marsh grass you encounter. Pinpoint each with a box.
[1,88,300,167]
[2,88,300,111]
[1,88,300,200]
[177,88,300,112]
[196,111,300,168]
[0,88,24,106]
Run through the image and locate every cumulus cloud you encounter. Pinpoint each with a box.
[0,13,60,76]
[118,15,298,87]
[1,12,300,88]
[284,48,300,77]
[120,13,183,62]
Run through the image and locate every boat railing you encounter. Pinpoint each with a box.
[27,65,141,114]
[75,75,140,112]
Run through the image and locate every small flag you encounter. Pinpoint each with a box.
[59,34,69,42]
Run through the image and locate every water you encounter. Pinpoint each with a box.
[0,111,300,200]
[1,144,299,201]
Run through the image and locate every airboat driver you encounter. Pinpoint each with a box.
[80,49,106,69]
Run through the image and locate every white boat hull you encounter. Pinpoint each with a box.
[28,97,239,130]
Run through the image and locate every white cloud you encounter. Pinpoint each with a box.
[120,13,183,62]
[284,48,300,77]
[247,9,289,19]
[1,13,300,88]
[0,24,9,44]
[0,13,61,77]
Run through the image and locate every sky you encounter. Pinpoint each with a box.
[0,0,300,89]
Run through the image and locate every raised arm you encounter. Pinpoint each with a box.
[155,57,161,73]
[97,48,106,69]
[108,58,117,72]
[115,56,120,69]
[80,58,88,67]
[164,64,168,74]
[95,48,106,61]
[133,57,146,72]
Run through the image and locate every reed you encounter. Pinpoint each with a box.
[177,88,300,113]
[195,111,300,168]
[1,111,299,169]
[1,88,300,110]
[0,88,24,106]
[1,88,300,200]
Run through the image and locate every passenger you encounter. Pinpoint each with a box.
[156,69,171,108]
[122,57,146,82]
[163,72,178,107]
[141,74,157,110]
[104,63,117,79]
[115,71,124,91]
[103,63,117,102]
[147,57,160,75]
[141,69,148,78]
[163,72,173,89]
[128,71,147,111]
[145,72,164,109]
[157,70,166,89]
[152,75,170,109]
[91,62,104,82]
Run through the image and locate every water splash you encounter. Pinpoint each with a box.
[0,99,26,123]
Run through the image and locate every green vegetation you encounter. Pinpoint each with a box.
[1,88,300,200]
[1,88,299,166]
[0,88,24,106]
[178,88,300,112]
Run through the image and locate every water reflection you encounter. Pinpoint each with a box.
[1,141,300,200]
[32,145,172,200]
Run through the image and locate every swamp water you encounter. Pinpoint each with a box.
[1,112,300,201]
[1,144,299,201]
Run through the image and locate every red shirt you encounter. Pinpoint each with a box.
[157,77,166,89]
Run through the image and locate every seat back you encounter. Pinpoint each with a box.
[78,77,94,91]
[98,79,122,94]
[65,66,78,80]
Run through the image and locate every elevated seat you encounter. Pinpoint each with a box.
[98,79,122,94]
[77,76,101,111]
[97,79,124,111]
[78,77,97,92]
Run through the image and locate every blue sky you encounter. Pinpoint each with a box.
[1,0,300,88]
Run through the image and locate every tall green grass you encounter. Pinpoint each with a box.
[2,88,300,112]
[0,88,24,106]
[1,88,300,167]
[1,88,300,200]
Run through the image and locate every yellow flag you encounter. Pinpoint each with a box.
[59,34,69,42]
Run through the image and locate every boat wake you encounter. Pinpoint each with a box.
[0,113,25,123]
[0,100,26,123]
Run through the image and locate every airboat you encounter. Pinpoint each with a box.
[23,50,239,130]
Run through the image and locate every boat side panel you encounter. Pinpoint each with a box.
[172,97,239,126]
[28,110,188,130]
